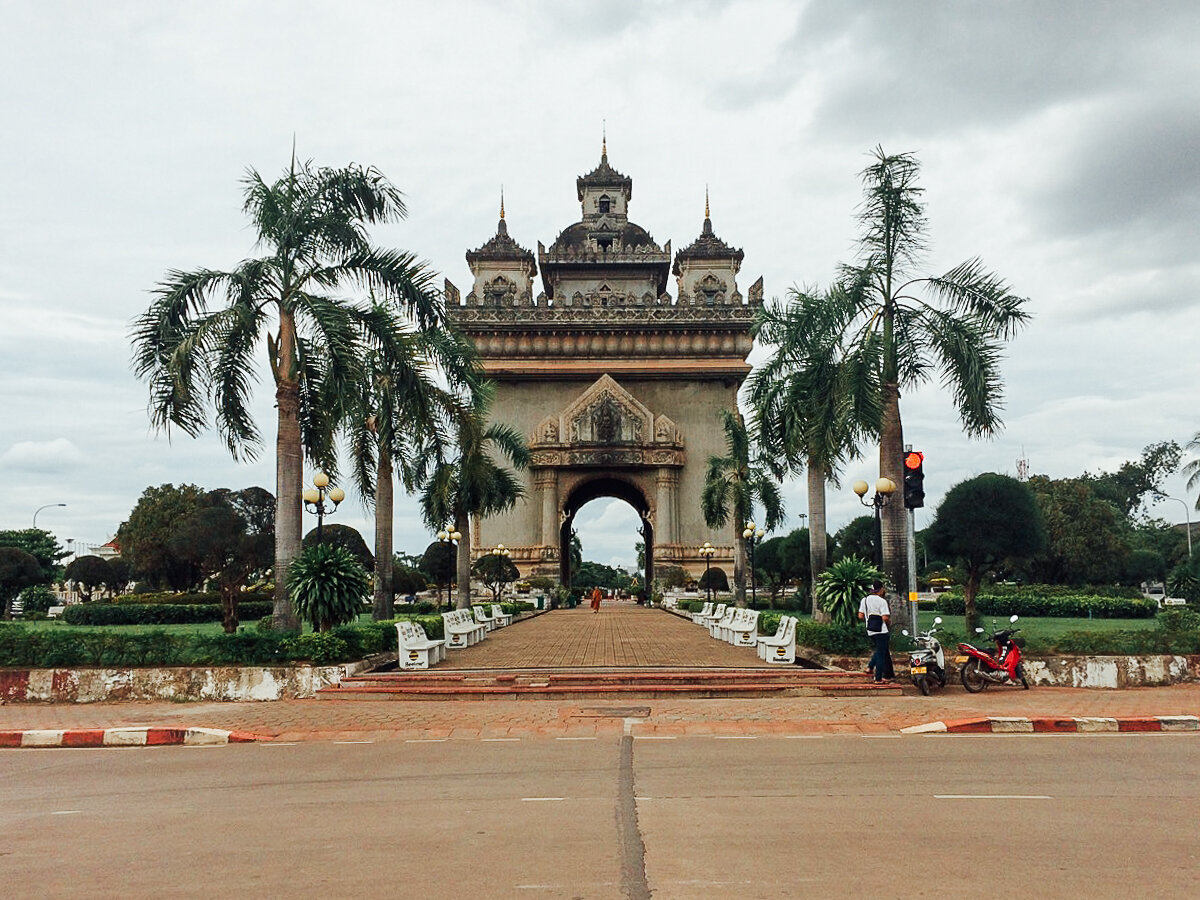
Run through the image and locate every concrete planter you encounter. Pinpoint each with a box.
[0,658,378,703]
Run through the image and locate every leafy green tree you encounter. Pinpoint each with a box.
[343,329,478,620]
[391,562,429,599]
[302,523,374,573]
[132,155,443,630]
[697,567,729,593]
[472,553,521,602]
[655,564,687,590]
[925,473,1047,633]
[0,528,68,582]
[18,584,58,616]
[64,555,111,602]
[117,484,207,590]
[105,557,132,595]
[751,283,879,620]
[833,516,877,564]
[1083,441,1182,518]
[701,409,785,607]
[1027,475,1130,585]
[822,148,1031,614]
[419,384,530,609]
[1184,429,1200,512]
[419,541,457,607]
[574,561,634,592]
[169,489,275,632]
[1,547,46,619]
[287,543,369,632]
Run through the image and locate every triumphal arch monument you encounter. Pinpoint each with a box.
[445,144,762,588]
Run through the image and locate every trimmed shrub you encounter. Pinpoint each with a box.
[288,544,369,632]
[19,584,58,615]
[63,601,273,626]
[284,632,350,664]
[935,590,1155,619]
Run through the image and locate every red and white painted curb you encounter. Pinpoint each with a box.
[0,727,262,748]
[902,715,1200,735]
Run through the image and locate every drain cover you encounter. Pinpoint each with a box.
[576,706,650,718]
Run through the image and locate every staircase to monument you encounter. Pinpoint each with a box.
[316,666,900,701]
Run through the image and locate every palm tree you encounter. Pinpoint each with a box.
[131,154,442,630]
[829,147,1031,610]
[343,326,479,620]
[1184,430,1200,512]
[419,383,531,609]
[750,284,881,621]
[701,409,785,607]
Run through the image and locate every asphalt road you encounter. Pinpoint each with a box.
[3,733,1198,898]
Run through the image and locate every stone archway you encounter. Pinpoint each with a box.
[558,475,653,589]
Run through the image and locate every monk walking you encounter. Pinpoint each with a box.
[590,586,602,613]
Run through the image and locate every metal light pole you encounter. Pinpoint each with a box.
[852,478,898,568]
[33,503,66,528]
[489,544,511,603]
[437,528,461,609]
[699,541,716,603]
[741,522,765,606]
[302,472,344,540]
[1154,493,1193,558]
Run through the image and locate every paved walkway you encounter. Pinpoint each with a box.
[441,603,771,669]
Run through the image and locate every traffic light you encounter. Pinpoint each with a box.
[903,451,925,509]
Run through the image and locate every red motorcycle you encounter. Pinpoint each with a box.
[955,614,1030,692]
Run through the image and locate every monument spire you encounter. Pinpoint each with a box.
[500,185,505,220]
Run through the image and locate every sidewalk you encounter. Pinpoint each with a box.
[4,684,1200,742]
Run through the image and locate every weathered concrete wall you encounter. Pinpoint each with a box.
[0,659,374,703]
[819,653,1200,688]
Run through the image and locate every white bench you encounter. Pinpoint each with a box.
[490,604,513,626]
[47,605,66,619]
[698,603,726,631]
[396,620,446,669]
[442,609,487,648]
[708,606,736,639]
[723,609,760,647]
[691,601,714,624]
[757,615,797,664]
[473,605,498,632]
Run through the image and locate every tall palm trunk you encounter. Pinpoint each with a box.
[273,311,303,631]
[807,458,830,622]
[372,449,394,620]
[273,376,303,631]
[455,508,471,609]
[879,380,911,628]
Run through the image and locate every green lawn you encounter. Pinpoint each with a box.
[912,613,1159,642]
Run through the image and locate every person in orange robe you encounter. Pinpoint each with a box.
[590,586,602,613]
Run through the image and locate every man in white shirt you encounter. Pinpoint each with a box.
[857,579,894,683]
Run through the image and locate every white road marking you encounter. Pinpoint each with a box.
[51,810,82,816]
[935,794,1052,800]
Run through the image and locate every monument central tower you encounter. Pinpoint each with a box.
[446,144,762,588]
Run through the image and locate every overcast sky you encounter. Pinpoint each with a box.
[2,0,1197,568]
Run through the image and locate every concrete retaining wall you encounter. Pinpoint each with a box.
[819,652,1200,688]
[0,659,377,703]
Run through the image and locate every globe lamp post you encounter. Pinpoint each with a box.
[852,477,897,568]
[302,472,344,540]
[741,523,765,606]
[490,544,512,603]
[436,528,461,609]
[699,541,717,602]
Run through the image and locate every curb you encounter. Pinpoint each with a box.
[901,715,1200,735]
[0,727,263,748]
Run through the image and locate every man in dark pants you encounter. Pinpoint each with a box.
[857,579,894,683]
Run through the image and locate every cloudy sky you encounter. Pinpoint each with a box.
[2,0,1197,568]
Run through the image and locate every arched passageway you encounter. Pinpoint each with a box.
[560,476,652,592]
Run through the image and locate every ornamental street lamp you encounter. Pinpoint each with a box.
[437,527,461,609]
[1153,492,1193,558]
[489,544,512,603]
[699,541,717,603]
[33,503,66,528]
[852,477,898,568]
[302,472,344,540]
[741,522,765,606]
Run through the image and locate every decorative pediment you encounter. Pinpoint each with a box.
[533,374,688,456]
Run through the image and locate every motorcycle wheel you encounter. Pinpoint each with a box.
[917,674,932,696]
[961,658,988,693]
[1017,662,1030,690]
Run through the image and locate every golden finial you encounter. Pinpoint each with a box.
[705,185,710,220]
[500,185,505,220]
[602,120,607,162]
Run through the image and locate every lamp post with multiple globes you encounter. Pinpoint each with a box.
[436,528,461,609]
[699,541,717,602]
[741,523,765,606]
[852,477,897,568]
[302,472,344,540]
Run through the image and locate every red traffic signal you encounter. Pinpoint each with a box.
[903,451,925,508]
[904,451,925,470]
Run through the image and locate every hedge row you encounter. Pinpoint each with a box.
[64,601,275,626]
[113,590,273,606]
[944,584,1143,600]
[934,591,1156,619]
